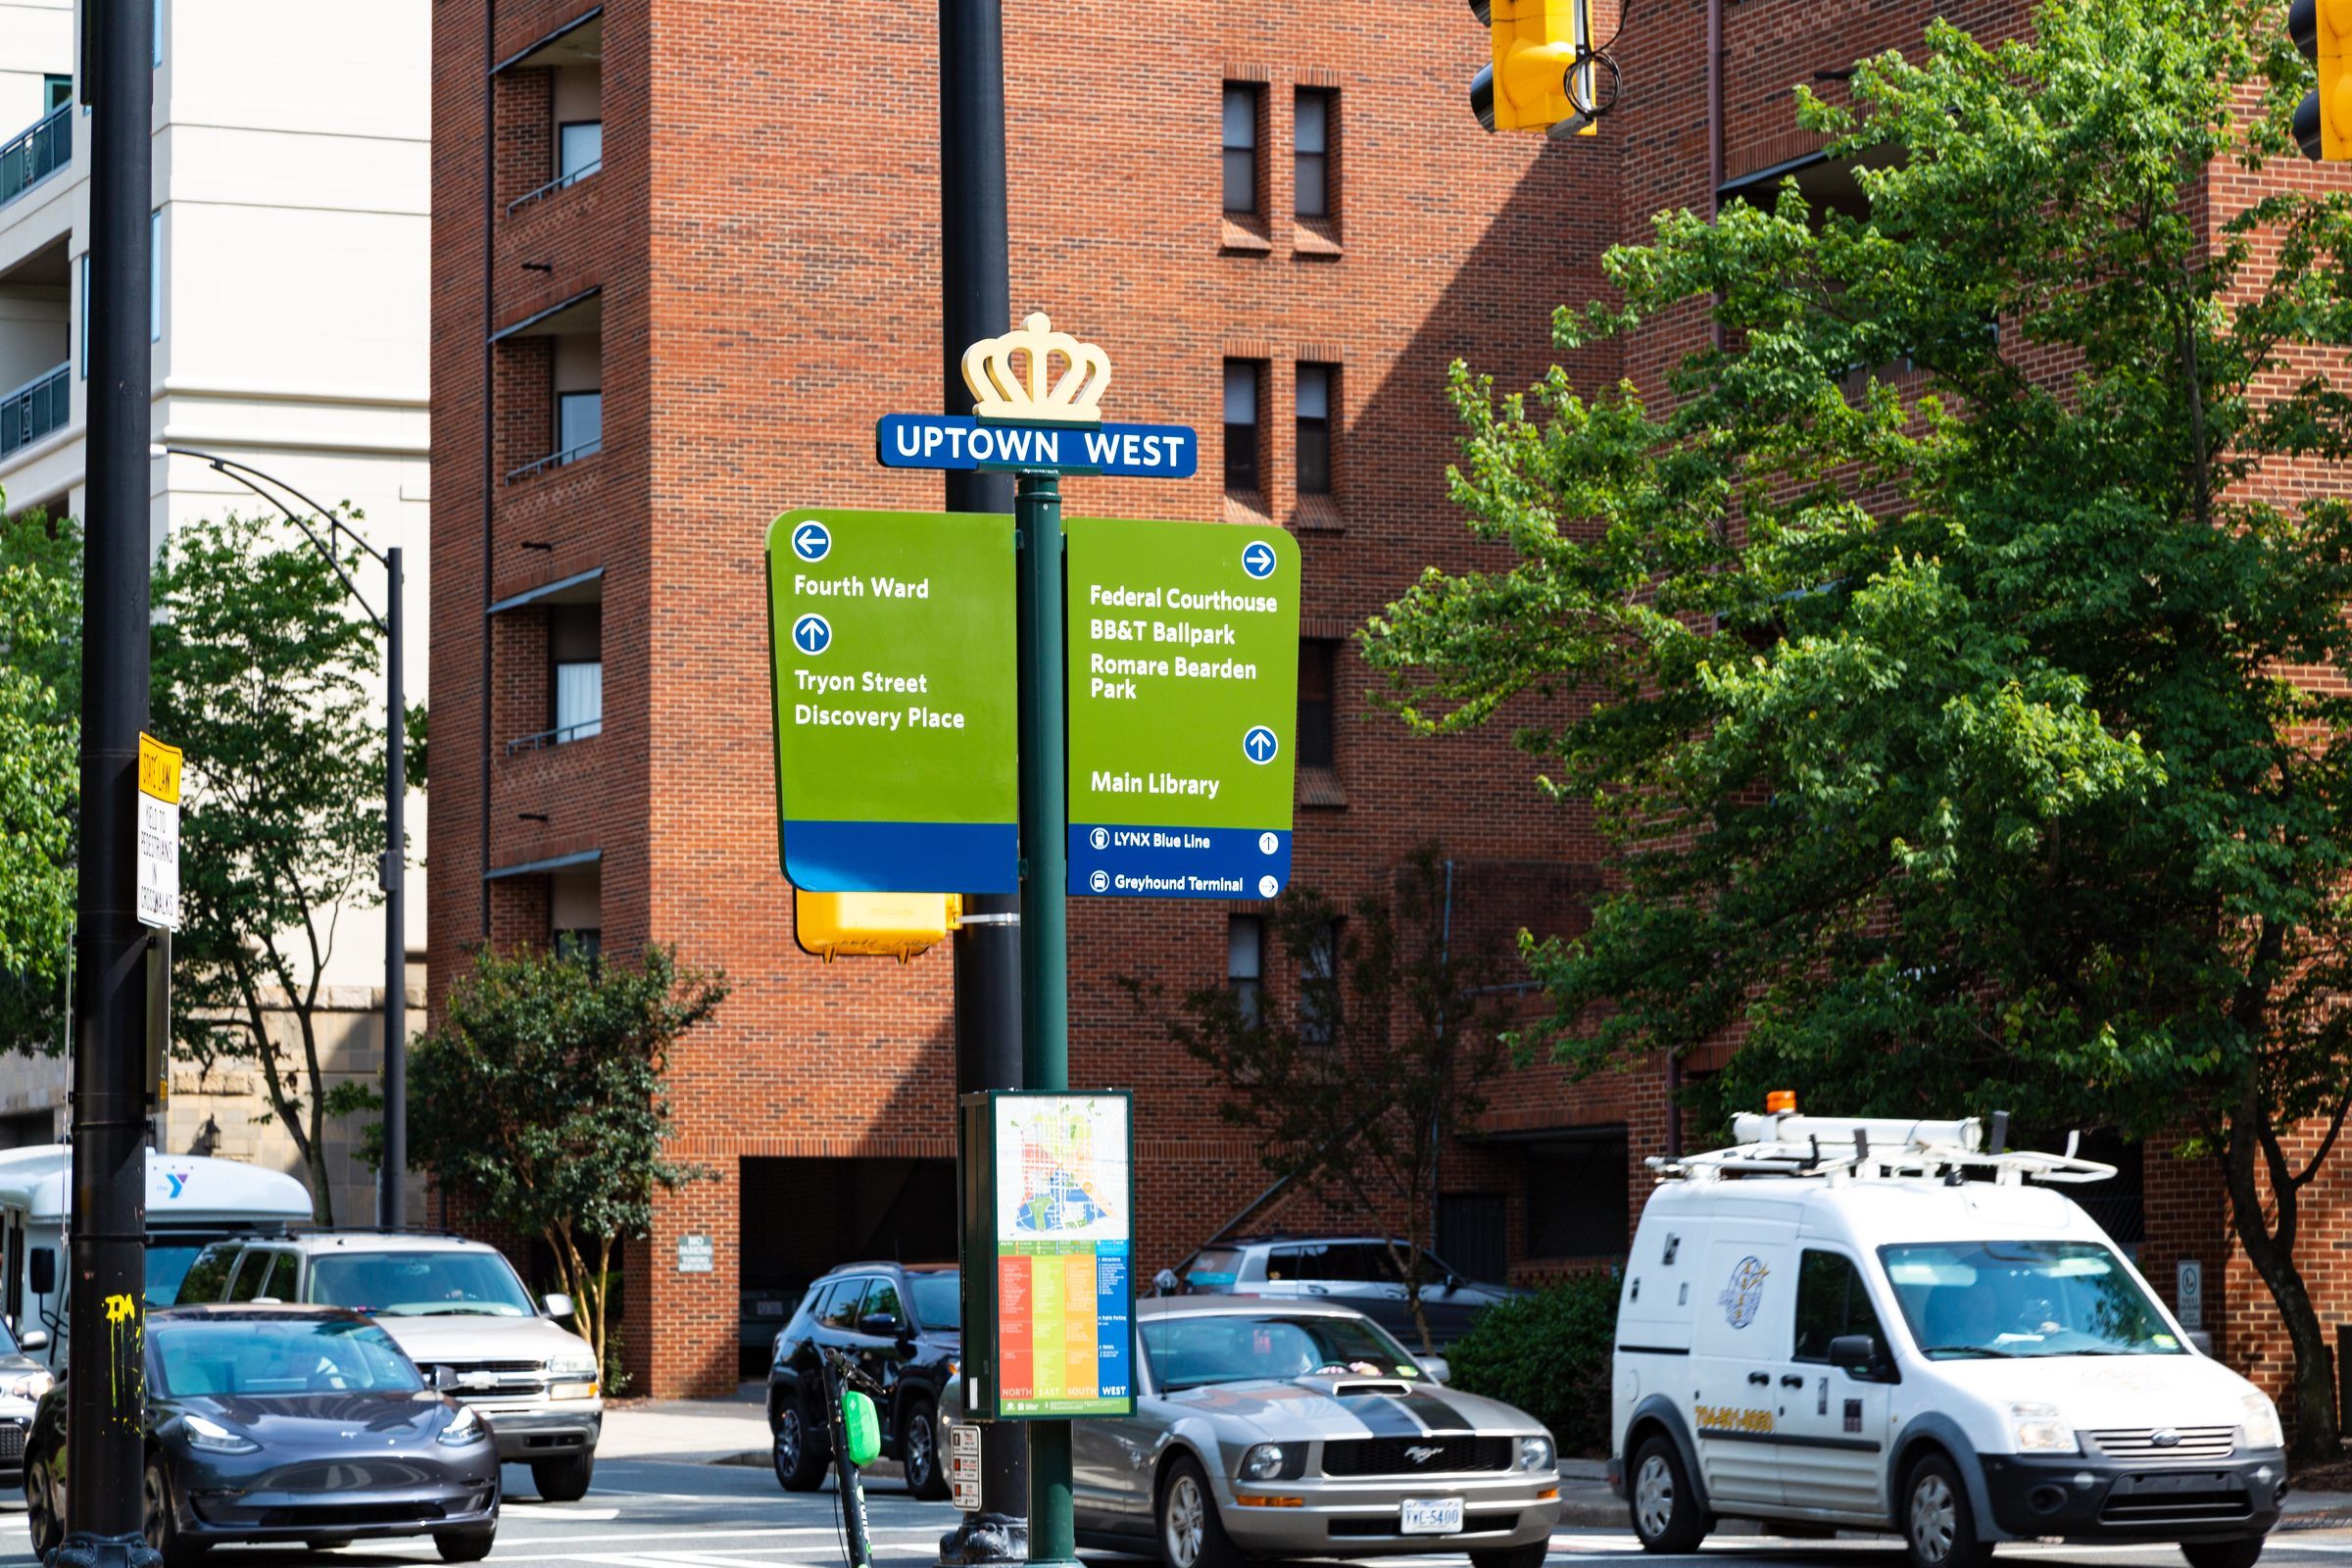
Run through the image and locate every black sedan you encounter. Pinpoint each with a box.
[26,1304,500,1567]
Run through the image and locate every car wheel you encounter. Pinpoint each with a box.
[1901,1453,1993,1568]
[1628,1436,1707,1553]
[531,1451,595,1502]
[775,1396,832,1492]
[2181,1541,2266,1568]
[144,1456,207,1568]
[1471,1544,1551,1568]
[903,1396,950,1501]
[25,1452,61,1557]
[1157,1453,1243,1568]
[435,1526,497,1563]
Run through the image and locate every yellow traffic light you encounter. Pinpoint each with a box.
[2293,0,2352,160]
[793,891,961,963]
[1469,0,1599,137]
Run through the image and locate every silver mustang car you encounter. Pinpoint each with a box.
[946,1298,1560,1568]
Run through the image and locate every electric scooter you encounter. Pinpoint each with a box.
[822,1345,884,1568]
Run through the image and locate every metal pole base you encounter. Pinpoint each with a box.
[49,1530,163,1568]
[937,1512,1030,1565]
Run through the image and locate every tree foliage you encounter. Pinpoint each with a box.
[1365,0,2352,1457]
[0,505,78,1055]
[155,511,406,1223]
[407,944,725,1382]
[1141,848,1507,1351]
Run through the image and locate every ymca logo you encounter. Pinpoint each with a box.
[163,1172,187,1200]
[1718,1255,1770,1329]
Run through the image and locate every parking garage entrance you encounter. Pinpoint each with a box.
[737,1155,956,1377]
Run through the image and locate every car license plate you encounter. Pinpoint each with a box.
[1400,1498,1464,1536]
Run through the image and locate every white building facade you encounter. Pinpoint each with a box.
[0,0,429,1222]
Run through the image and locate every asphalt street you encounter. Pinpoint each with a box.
[0,1458,2341,1568]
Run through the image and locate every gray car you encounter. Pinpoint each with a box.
[1174,1236,1522,1348]
[944,1298,1559,1568]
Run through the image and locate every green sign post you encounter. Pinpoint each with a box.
[765,508,1018,892]
[1065,517,1298,899]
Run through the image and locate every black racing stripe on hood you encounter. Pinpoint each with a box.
[1394,1390,1475,1432]
[1339,1390,1475,1435]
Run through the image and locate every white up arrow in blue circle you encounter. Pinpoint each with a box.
[794,612,833,656]
[1244,725,1280,763]
[1241,540,1277,579]
[792,520,832,562]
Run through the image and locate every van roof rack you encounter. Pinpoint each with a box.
[1645,1110,2117,1188]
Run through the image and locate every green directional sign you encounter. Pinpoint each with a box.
[766,508,1018,892]
[1064,516,1299,899]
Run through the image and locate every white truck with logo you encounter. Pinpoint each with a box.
[1610,1108,2284,1568]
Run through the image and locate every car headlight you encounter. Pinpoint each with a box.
[2241,1393,2284,1450]
[547,1350,598,1377]
[1519,1435,1555,1473]
[1,1371,52,1402]
[182,1413,259,1454]
[439,1404,488,1446]
[1240,1443,1294,1481]
[2010,1402,2077,1453]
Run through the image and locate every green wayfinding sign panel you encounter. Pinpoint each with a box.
[766,508,1018,892]
[1064,517,1299,899]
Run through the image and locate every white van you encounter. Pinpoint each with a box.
[0,1145,312,1365]
[1610,1108,2283,1568]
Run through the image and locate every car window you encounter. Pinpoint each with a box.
[258,1251,299,1300]
[306,1250,536,1316]
[1793,1250,1888,1361]
[1265,1247,1308,1283]
[1142,1311,1424,1390]
[174,1244,240,1305]
[1332,1243,1393,1282]
[1184,1248,1245,1288]
[1882,1240,2184,1358]
[906,1272,959,1331]
[816,1278,866,1330]
[860,1279,905,1330]
[151,1316,425,1398]
[225,1250,275,1303]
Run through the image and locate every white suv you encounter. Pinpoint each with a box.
[181,1232,604,1500]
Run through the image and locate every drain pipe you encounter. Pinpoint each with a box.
[1707,0,1725,354]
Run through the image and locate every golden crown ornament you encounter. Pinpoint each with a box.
[960,312,1113,424]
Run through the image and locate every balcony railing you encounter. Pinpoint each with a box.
[0,364,71,460]
[506,715,604,755]
[506,158,602,218]
[505,435,602,485]
[0,106,72,211]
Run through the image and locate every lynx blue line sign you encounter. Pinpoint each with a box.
[876,414,1198,478]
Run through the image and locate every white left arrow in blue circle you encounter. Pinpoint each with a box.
[792,520,832,562]
[1241,540,1277,579]
[1244,725,1280,763]
[794,612,833,656]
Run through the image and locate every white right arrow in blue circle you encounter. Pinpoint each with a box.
[1241,540,1277,579]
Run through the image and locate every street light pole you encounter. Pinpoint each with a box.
[154,447,409,1228]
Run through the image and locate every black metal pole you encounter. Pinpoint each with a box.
[938,0,1026,1558]
[381,547,406,1229]
[68,0,158,1559]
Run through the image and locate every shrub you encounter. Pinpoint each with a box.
[1443,1269,1619,1456]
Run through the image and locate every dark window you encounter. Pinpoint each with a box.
[259,1250,299,1300]
[1792,1249,1888,1361]
[1227,914,1263,1023]
[816,1277,866,1331]
[557,388,602,461]
[1296,363,1334,495]
[1299,919,1340,1047]
[1222,84,1260,215]
[225,1250,274,1303]
[554,927,602,962]
[1298,640,1335,768]
[1295,89,1333,218]
[1438,1196,1507,1285]
[44,74,72,112]
[1223,360,1262,493]
[859,1278,905,1330]
[176,1243,240,1305]
[1525,1128,1630,1257]
[550,603,603,742]
[558,120,603,181]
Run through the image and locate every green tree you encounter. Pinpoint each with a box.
[155,512,404,1222]
[0,505,78,1056]
[1365,0,2352,1457]
[1140,849,1506,1351]
[407,944,724,1381]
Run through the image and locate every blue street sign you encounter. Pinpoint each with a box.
[877,415,1199,478]
[792,520,832,562]
[1241,540,1277,579]
[1244,725,1279,764]
[793,612,832,656]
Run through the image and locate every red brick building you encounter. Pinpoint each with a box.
[429,0,2332,1401]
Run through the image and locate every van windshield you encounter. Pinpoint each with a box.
[307,1251,536,1317]
[1881,1241,2184,1359]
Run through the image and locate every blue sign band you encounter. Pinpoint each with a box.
[1066,824,1292,900]
[787,820,1018,894]
[877,415,1200,478]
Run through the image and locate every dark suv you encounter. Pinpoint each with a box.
[767,1262,958,1500]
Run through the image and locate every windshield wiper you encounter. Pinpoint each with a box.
[1919,1345,2018,1358]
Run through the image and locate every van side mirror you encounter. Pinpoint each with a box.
[1828,1334,1886,1378]
[28,1250,54,1297]
[20,1329,48,1354]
